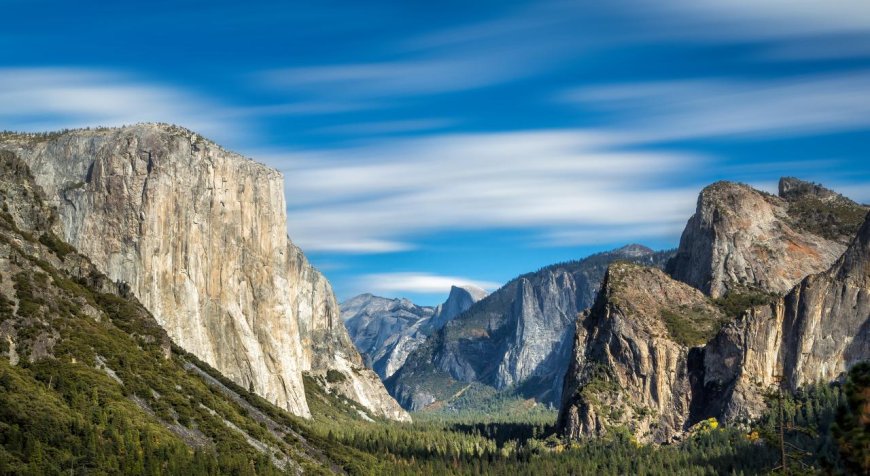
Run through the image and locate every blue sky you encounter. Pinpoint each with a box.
[2,0,870,305]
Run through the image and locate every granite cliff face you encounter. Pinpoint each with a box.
[289,244,410,421]
[1,125,311,417]
[0,124,406,421]
[341,285,486,381]
[701,211,870,422]
[342,294,434,377]
[667,179,865,298]
[0,151,350,473]
[558,263,727,443]
[0,150,157,367]
[388,245,673,411]
[428,285,488,332]
[558,179,869,443]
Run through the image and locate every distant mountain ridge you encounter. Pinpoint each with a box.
[342,285,487,380]
[386,245,674,411]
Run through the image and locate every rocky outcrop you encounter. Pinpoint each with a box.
[0,124,406,421]
[427,285,488,332]
[388,245,673,410]
[0,150,174,366]
[342,294,435,379]
[0,150,157,366]
[557,263,727,443]
[494,271,579,391]
[1,125,311,417]
[667,179,865,298]
[341,285,487,381]
[0,151,342,472]
[558,180,869,444]
[700,211,870,422]
[290,245,410,421]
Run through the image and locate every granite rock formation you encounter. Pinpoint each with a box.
[558,179,869,443]
[700,211,870,422]
[667,179,866,298]
[289,243,410,421]
[388,245,673,411]
[0,150,342,472]
[341,285,486,380]
[557,263,727,443]
[427,285,489,332]
[0,124,407,421]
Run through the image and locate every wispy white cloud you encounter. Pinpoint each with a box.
[233,100,377,117]
[358,272,501,295]
[566,0,870,61]
[650,0,870,42]
[6,0,868,263]
[257,4,574,105]
[253,0,870,121]
[758,36,870,62]
[315,118,455,136]
[397,0,870,72]
[402,2,574,52]
[564,71,870,143]
[260,57,527,99]
[541,221,688,248]
[0,68,242,142]
[259,130,703,253]
[0,67,701,257]
[295,238,414,254]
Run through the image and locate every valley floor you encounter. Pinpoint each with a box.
[300,365,866,476]
[6,345,862,475]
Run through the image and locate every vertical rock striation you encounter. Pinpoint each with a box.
[341,285,487,381]
[427,285,489,332]
[2,125,311,417]
[388,245,673,410]
[701,211,870,422]
[0,124,407,421]
[290,243,411,421]
[559,179,869,443]
[494,271,579,391]
[557,263,726,443]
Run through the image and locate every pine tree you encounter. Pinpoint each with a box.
[832,362,870,474]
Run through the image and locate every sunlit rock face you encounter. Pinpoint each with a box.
[290,244,411,422]
[1,124,311,417]
[700,212,870,422]
[557,263,725,444]
[666,179,865,298]
[428,285,489,333]
[342,285,487,381]
[387,245,673,411]
[663,178,870,424]
[0,124,408,421]
[558,178,869,444]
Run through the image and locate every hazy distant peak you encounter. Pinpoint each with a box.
[450,284,489,302]
[613,244,654,257]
